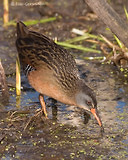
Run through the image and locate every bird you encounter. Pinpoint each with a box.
[16,21,103,130]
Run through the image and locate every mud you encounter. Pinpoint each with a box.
[0,0,128,159]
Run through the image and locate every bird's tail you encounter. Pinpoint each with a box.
[16,21,28,38]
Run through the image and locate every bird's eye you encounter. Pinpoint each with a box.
[86,101,92,106]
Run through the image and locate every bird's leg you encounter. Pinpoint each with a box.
[39,94,48,118]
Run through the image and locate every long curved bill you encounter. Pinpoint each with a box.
[90,108,102,127]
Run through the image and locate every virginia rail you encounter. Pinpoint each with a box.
[16,21,103,129]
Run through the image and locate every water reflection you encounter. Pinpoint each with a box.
[116,101,126,113]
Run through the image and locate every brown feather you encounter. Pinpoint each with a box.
[16,21,79,92]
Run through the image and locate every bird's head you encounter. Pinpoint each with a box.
[75,80,103,128]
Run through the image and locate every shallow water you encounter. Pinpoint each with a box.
[1,0,128,159]
[1,59,128,160]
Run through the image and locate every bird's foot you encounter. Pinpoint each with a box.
[35,108,48,119]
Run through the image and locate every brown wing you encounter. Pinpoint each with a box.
[16,21,79,89]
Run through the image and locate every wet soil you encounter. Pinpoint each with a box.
[0,0,128,159]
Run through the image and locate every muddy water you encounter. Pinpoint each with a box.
[0,57,128,160]
[0,0,128,159]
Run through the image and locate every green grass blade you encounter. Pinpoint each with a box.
[65,35,90,43]
[56,42,101,53]
[5,17,57,26]
[39,17,57,24]
[124,6,128,20]
[24,17,57,26]
[71,28,104,41]
[83,56,105,60]
[113,34,123,49]
[86,33,104,41]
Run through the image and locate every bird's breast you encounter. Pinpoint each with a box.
[28,68,76,106]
